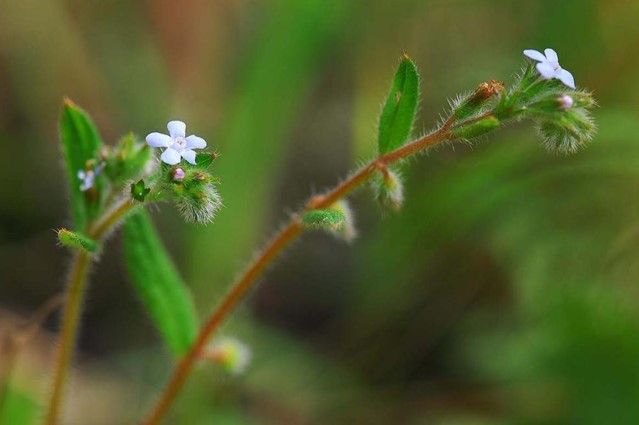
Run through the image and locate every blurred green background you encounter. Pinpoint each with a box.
[2,0,639,424]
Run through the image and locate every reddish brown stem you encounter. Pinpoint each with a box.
[139,124,454,425]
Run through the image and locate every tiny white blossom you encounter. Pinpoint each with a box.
[146,120,207,165]
[523,48,575,89]
[77,170,95,192]
[77,162,104,192]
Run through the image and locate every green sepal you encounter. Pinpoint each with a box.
[451,116,500,139]
[377,54,420,155]
[193,152,217,170]
[57,228,99,253]
[122,210,199,357]
[130,179,151,202]
[60,99,104,231]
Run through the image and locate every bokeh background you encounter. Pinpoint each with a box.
[2,0,639,424]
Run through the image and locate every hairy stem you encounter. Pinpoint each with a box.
[140,124,455,425]
[43,197,136,425]
[43,252,91,425]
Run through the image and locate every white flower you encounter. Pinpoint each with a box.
[523,48,575,89]
[146,120,207,165]
[77,162,105,192]
[77,170,95,192]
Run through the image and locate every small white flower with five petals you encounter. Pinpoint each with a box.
[146,120,207,165]
[77,170,96,192]
[523,48,575,89]
[77,162,105,192]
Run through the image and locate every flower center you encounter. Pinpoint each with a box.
[173,136,187,151]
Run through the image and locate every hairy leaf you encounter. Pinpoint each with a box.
[377,54,420,155]
[123,210,199,357]
[60,99,103,231]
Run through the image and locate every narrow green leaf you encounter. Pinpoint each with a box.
[377,54,420,155]
[60,99,103,231]
[122,210,199,357]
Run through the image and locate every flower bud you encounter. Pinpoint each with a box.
[302,200,356,242]
[206,337,251,375]
[376,168,404,212]
[557,94,573,111]
[454,81,504,120]
[536,108,596,154]
[172,167,186,182]
[451,115,500,139]
[57,228,99,253]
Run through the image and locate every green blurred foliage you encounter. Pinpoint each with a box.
[1,0,639,424]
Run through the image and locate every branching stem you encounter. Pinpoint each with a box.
[140,122,456,425]
[43,196,136,425]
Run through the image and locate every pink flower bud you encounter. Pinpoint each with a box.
[172,167,186,181]
[557,94,574,111]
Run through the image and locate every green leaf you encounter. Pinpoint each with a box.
[0,386,39,425]
[122,210,199,357]
[60,99,103,231]
[377,54,420,155]
[57,228,99,253]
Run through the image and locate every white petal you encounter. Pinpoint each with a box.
[181,150,197,164]
[161,148,181,165]
[167,120,186,138]
[544,48,559,63]
[146,132,172,148]
[186,135,207,150]
[536,62,555,79]
[523,49,546,62]
[557,69,575,89]
[77,170,86,179]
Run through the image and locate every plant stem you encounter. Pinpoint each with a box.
[140,124,454,425]
[43,251,91,425]
[43,197,135,425]
[89,198,136,240]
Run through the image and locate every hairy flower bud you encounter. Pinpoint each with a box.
[376,168,404,212]
[451,115,500,139]
[302,200,356,242]
[557,94,573,111]
[453,80,504,120]
[205,337,251,375]
[536,108,596,154]
[57,228,99,253]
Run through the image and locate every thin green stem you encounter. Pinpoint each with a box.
[43,196,136,425]
[139,124,456,425]
[43,251,91,425]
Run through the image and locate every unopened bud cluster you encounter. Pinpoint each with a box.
[447,49,596,154]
